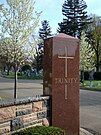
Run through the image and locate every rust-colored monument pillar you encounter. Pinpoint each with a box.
[43,33,79,135]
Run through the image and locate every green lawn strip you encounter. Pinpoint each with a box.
[0,87,41,91]
[80,80,101,91]
[80,86,101,92]
[5,75,43,80]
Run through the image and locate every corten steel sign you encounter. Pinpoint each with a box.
[43,33,79,135]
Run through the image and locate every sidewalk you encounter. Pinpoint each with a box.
[80,128,94,135]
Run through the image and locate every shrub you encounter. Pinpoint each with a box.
[12,126,65,135]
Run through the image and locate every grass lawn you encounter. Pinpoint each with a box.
[80,80,101,91]
[5,72,43,80]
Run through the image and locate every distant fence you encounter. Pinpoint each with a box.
[0,96,51,134]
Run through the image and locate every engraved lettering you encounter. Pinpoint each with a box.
[55,78,58,84]
[70,78,73,83]
[55,78,79,84]
[58,78,63,84]
[64,78,68,83]
[73,78,79,83]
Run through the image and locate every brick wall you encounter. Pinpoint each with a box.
[0,96,50,134]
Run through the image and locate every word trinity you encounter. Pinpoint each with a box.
[55,77,79,84]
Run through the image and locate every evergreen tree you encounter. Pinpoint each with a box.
[58,0,90,38]
[34,20,52,73]
[33,39,43,74]
[39,20,52,39]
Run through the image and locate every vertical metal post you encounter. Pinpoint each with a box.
[14,64,17,99]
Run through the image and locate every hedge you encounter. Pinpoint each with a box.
[12,126,65,135]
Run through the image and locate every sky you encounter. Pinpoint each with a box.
[35,0,101,33]
[0,0,101,34]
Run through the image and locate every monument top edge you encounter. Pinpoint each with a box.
[44,33,79,41]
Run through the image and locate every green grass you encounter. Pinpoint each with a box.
[80,80,101,91]
[5,72,43,80]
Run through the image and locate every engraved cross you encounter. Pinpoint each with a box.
[58,46,74,99]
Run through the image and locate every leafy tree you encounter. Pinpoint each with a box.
[58,0,90,38]
[34,20,52,73]
[0,38,25,75]
[86,15,101,71]
[0,0,40,99]
[80,32,95,71]
[80,32,95,83]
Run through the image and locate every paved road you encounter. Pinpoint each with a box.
[0,77,101,134]
[80,90,101,134]
[0,77,43,99]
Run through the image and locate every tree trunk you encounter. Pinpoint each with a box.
[14,64,17,99]
[7,65,11,76]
